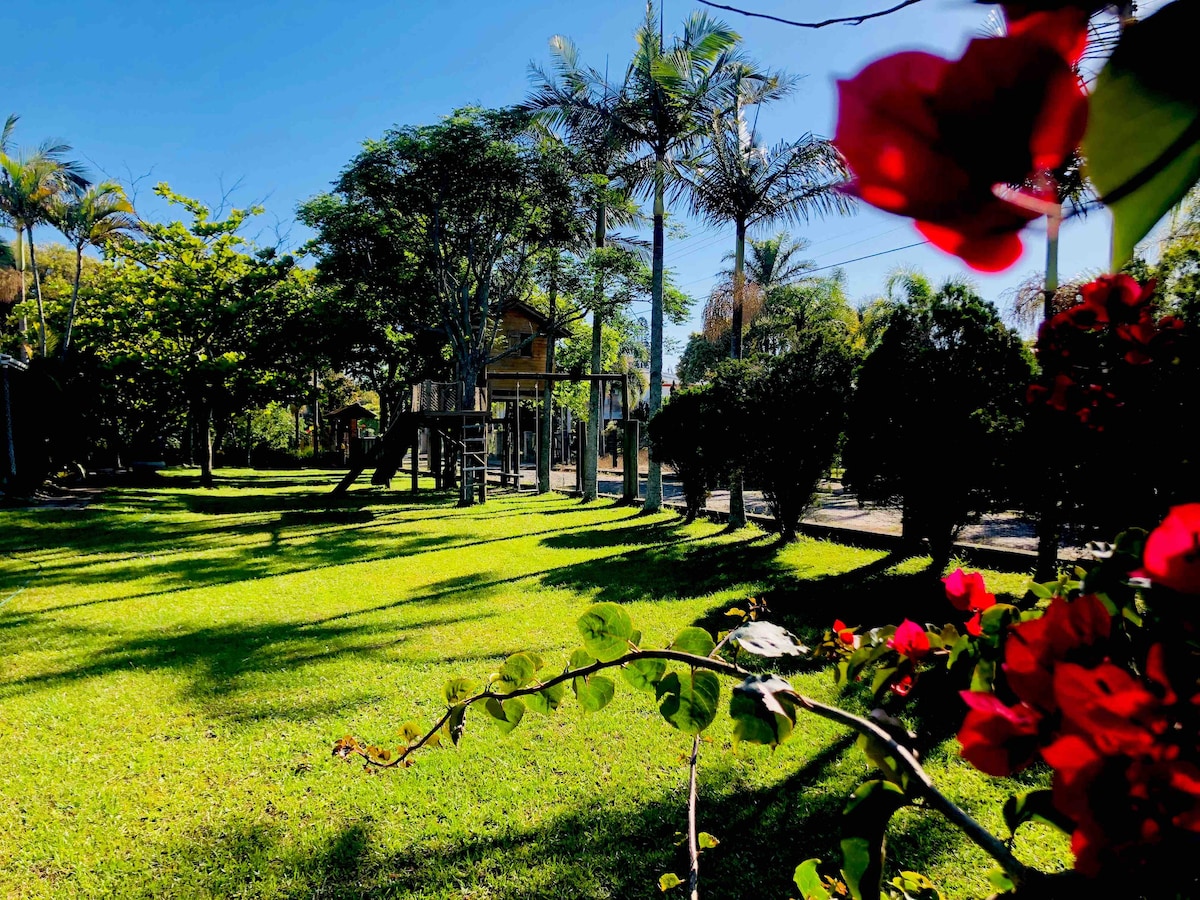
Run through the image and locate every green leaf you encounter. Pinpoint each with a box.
[525,681,565,715]
[445,702,467,746]
[729,674,800,746]
[1025,580,1054,600]
[697,832,719,849]
[670,626,715,658]
[840,780,907,900]
[493,653,538,692]
[577,602,634,661]
[569,648,597,671]
[574,674,616,712]
[727,621,808,658]
[657,669,720,734]
[622,657,667,693]
[658,872,682,891]
[1003,789,1074,836]
[1083,1,1200,267]
[793,859,832,900]
[484,697,525,734]
[443,677,475,705]
[870,666,898,700]
[890,871,943,900]
[987,869,1016,894]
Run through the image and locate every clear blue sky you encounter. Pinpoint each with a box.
[12,0,1124,366]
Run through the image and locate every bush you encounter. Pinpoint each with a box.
[647,388,714,522]
[843,281,1032,567]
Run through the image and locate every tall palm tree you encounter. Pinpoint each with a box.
[609,4,749,510]
[527,35,646,502]
[50,180,139,360]
[0,115,89,358]
[682,89,851,524]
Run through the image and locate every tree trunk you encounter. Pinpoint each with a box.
[645,160,666,512]
[727,220,748,528]
[14,228,28,361]
[27,227,46,359]
[538,257,558,494]
[1036,212,1062,581]
[457,353,481,506]
[198,398,214,487]
[60,245,84,361]
[584,202,606,503]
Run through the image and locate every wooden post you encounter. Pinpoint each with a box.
[431,427,443,490]
[623,420,639,503]
[575,421,585,494]
[411,423,419,492]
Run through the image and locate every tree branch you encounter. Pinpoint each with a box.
[696,0,925,28]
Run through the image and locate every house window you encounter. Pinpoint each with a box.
[509,331,534,358]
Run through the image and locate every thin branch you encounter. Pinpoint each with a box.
[687,734,701,900]
[696,0,925,28]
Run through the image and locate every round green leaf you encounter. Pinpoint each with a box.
[670,626,715,658]
[443,677,476,706]
[525,681,565,715]
[484,697,525,734]
[622,657,667,693]
[577,603,634,662]
[657,669,720,734]
[574,674,616,712]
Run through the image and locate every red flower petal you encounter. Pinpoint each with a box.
[1144,504,1200,594]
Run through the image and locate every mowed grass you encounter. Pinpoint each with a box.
[0,470,1067,899]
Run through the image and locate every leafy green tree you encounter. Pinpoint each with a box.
[320,107,581,504]
[843,279,1033,568]
[86,185,295,484]
[297,191,450,432]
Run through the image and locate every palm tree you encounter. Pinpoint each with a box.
[50,181,139,360]
[682,89,851,524]
[0,115,89,358]
[538,4,744,510]
[527,35,647,502]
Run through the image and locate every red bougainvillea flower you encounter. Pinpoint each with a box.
[1076,274,1156,327]
[1003,594,1111,712]
[888,619,931,659]
[832,619,859,647]
[890,673,915,697]
[1143,504,1200,594]
[966,611,985,637]
[1003,4,1092,63]
[1055,661,1167,757]
[958,691,1042,776]
[943,568,997,613]
[835,32,1087,271]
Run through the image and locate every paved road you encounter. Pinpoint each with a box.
[526,465,1073,557]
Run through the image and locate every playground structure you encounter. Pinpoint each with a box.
[331,301,641,502]
[332,374,639,503]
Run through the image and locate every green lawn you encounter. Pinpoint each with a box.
[0,470,1066,898]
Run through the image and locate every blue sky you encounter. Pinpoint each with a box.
[12,0,1125,366]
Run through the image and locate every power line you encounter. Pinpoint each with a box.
[805,240,930,274]
[675,238,931,288]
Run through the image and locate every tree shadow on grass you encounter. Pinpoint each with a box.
[0,608,496,708]
[540,528,790,605]
[125,728,996,900]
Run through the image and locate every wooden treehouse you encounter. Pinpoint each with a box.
[333,302,638,503]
